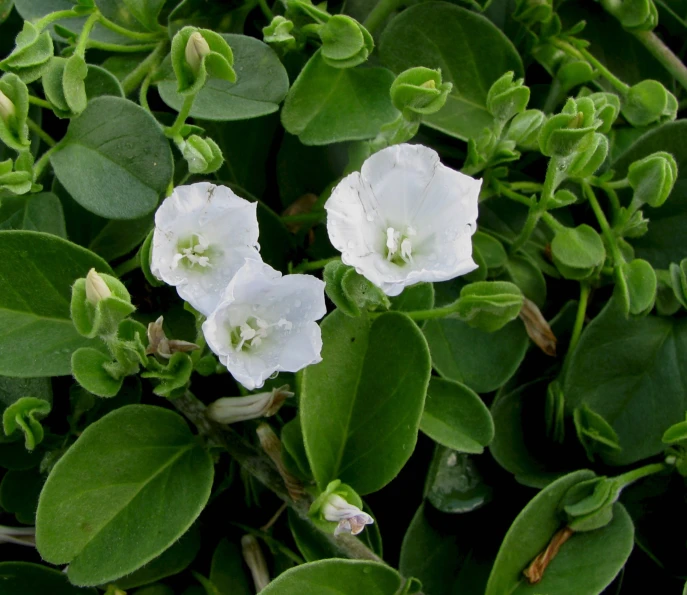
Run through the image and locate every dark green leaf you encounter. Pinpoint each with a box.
[0,562,96,595]
[209,539,252,595]
[0,192,66,237]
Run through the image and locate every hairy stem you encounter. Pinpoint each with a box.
[633,31,687,92]
[364,0,406,34]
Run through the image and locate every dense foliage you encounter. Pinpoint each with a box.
[1,0,687,593]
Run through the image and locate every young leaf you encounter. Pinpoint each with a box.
[36,405,214,586]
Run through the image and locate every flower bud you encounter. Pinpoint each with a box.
[309,480,374,536]
[627,151,677,208]
[263,16,297,52]
[241,535,270,592]
[178,134,223,174]
[519,297,556,356]
[454,281,524,332]
[622,80,677,127]
[600,0,658,30]
[0,22,54,83]
[0,73,30,151]
[617,258,656,316]
[538,97,601,157]
[85,268,112,305]
[319,15,373,69]
[0,90,15,123]
[185,32,211,74]
[506,109,545,150]
[514,0,553,26]
[207,386,293,424]
[567,133,608,178]
[390,67,452,120]
[486,71,530,122]
[146,316,199,359]
[0,525,35,547]
[256,423,304,500]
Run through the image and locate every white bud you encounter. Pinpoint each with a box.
[207,385,293,424]
[85,269,111,306]
[0,91,15,123]
[185,32,211,73]
[321,493,374,536]
[0,524,35,547]
[241,534,270,592]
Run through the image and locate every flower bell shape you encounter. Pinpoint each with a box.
[151,182,261,315]
[325,143,481,296]
[202,259,326,390]
[321,494,374,536]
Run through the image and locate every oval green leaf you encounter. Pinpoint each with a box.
[0,231,112,377]
[50,96,173,220]
[301,310,431,495]
[36,405,214,586]
[379,1,524,141]
[0,562,96,595]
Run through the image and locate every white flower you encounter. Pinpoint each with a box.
[325,143,481,296]
[151,182,261,315]
[321,494,374,536]
[202,259,326,390]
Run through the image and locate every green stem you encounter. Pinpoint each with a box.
[281,212,326,224]
[509,181,544,192]
[364,0,406,34]
[165,94,196,138]
[97,14,166,41]
[121,42,167,96]
[541,211,565,233]
[32,145,59,181]
[139,71,153,111]
[33,9,81,31]
[603,178,630,190]
[496,183,535,207]
[114,253,141,277]
[26,118,56,147]
[633,30,687,92]
[614,462,668,489]
[400,302,462,322]
[28,95,53,110]
[87,40,159,53]
[602,185,621,219]
[291,256,339,274]
[578,47,630,94]
[582,181,624,265]
[257,0,273,20]
[75,12,100,57]
[568,283,590,356]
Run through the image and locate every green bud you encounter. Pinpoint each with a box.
[506,109,545,150]
[0,73,29,152]
[513,0,553,26]
[616,258,656,316]
[655,269,681,315]
[600,0,658,30]
[538,97,601,157]
[263,16,297,52]
[308,480,372,536]
[0,22,54,83]
[617,208,649,238]
[0,157,33,195]
[669,259,687,309]
[142,351,194,398]
[627,151,677,208]
[486,71,530,122]
[179,134,223,174]
[551,224,606,280]
[41,55,88,118]
[580,91,621,134]
[390,67,452,120]
[319,15,373,69]
[454,281,524,332]
[622,80,677,127]
[171,27,236,95]
[563,477,617,532]
[72,347,124,398]
[557,60,596,93]
[573,403,621,462]
[71,270,135,339]
[567,133,608,178]
[324,260,389,317]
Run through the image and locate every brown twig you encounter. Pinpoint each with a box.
[523,526,575,583]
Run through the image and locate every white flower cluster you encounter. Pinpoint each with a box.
[151,145,479,388]
[151,182,326,390]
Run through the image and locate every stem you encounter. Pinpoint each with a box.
[28,95,53,110]
[291,256,339,274]
[603,178,630,190]
[614,462,668,488]
[578,47,630,94]
[114,252,141,277]
[364,0,406,34]
[633,31,687,92]
[281,212,326,224]
[26,118,56,147]
[97,15,166,41]
[496,183,535,207]
[87,40,159,53]
[582,181,624,265]
[32,145,59,181]
[120,42,167,96]
[400,302,461,322]
[523,527,574,584]
[509,181,544,192]
[257,0,274,20]
[541,212,565,233]
[33,9,81,31]
[75,12,100,57]
[562,283,590,378]
[139,71,153,111]
[165,94,196,138]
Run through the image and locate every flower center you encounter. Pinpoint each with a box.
[173,234,212,269]
[385,226,416,265]
[230,316,293,352]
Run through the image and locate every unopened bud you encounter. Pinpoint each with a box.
[241,534,270,592]
[0,525,35,547]
[519,297,557,356]
[185,32,211,73]
[146,316,199,359]
[0,90,15,123]
[256,423,304,500]
[85,268,111,305]
[666,455,677,466]
[207,385,293,424]
[321,493,374,536]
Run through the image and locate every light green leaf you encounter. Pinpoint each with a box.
[301,310,431,495]
[0,231,112,377]
[36,405,214,586]
[50,96,173,220]
[379,1,523,141]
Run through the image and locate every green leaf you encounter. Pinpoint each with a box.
[3,396,51,450]
[421,377,494,453]
[301,310,431,495]
[84,63,124,100]
[0,192,66,237]
[259,559,402,595]
[613,121,687,268]
[209,539,252,595]
[281,50,397,145]
[504,254,546,307]
[114,524,201,589]
[0,562,96,595]
[50,96,173,220]
[390,283,435,312]
[0,467,44,523]
[0,231,112,377]
[564,298,687,465]
[486,470,634,595]
[379,1,523,141]
[157,34,289,121]
[423,318,529,393]
[551,224,606,280]
[36,404,214,586]
[0,375,52,421]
